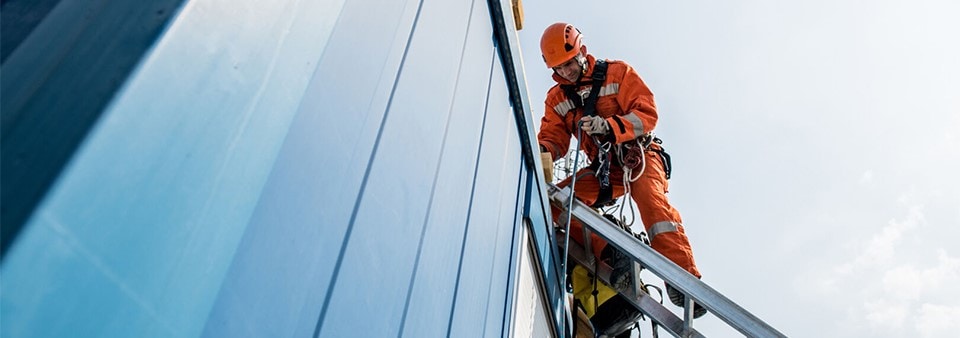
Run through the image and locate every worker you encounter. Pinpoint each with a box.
[537,22,705,318]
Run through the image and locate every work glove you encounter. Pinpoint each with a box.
[580,115,609,136]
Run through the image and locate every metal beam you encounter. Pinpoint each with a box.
[549,185,786,338]
[561,230,704,338]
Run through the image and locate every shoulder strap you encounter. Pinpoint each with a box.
[582,59,607,117]
[560,84,583,109]
[559,59,608,115]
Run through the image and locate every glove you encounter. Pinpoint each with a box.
[580,115,610,135]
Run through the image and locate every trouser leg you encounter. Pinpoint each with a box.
[629,149,701,278]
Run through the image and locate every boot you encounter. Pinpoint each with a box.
[666,284,707,318]
[600,245,633,293]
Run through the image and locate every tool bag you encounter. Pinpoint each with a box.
[571,265,642,337]
[570,213,644,337]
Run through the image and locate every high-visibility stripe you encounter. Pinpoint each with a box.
[553,83,620,117]
[621,113,645,136]
[648,221,679,240]
[575,83,619,99]
[553,100,575,117]
[599,83,619,97]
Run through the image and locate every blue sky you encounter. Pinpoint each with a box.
[515,1,960,336]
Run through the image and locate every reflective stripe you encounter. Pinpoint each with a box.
[621,113,645,136]
[576,83,619,99]
[648,221,679,240]
[599,83,619,97]
[553,100,575,117]
[552,83,619,117]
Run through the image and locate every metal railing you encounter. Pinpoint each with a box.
[549,185,786,338]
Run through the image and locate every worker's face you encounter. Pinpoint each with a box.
[552,53,584,83]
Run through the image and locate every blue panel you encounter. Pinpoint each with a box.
[200,0,420,337]
[2,1,346,337]
[526,177,560,285]
[0,0,187,237]
[481,59,525,338]
[448,54,524,338]
[0,224,176,337]
[523,172,567,330]
[484,166,526,337]
[398,1,496,337]
[314,0,479,336]
[500,168,526,338]
[0,0,61,62]
[3,1,551,337]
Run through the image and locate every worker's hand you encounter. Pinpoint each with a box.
[580,116,609,135]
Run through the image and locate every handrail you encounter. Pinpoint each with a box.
[548,184,786,338]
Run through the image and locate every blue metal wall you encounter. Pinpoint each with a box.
[2,0,561,337]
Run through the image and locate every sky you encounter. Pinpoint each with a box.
[514,1,960,337]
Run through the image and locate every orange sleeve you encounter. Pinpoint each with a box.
[537,88,572,159]
[606,62,658,144]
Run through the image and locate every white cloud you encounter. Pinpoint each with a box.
[811,192,960,337]
[852,247,960,336]
[919,249,960,287]
[881,249,960,300]
[862,299,907,329]
[881,265,924,300]
[915,303,960,338]
[834,202,924,274]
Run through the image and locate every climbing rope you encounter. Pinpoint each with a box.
[560,122,586,282]
[615,135,651,229]
[560,130,668,338]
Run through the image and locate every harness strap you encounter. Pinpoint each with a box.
[586,60,611,200]
[650,137,672,180]
[558,59,608,116]
[583,59,607,118]
[558,60,616,208]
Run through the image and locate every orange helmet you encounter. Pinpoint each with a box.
[540,22,583,68]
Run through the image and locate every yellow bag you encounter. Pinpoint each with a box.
[570,264,643,337]
[571,265,618,317]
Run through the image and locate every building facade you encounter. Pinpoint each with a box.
[1,0,564,337]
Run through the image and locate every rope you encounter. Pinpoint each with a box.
[560,124,586,338]
[617,138,648,229]
[560,130,660,336]
[560,123,585,286]
[643,283,665,338]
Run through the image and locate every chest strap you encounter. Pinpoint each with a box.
[561,59,615,207]
[559,59,608,117]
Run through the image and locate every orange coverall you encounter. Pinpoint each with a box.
[538,54,701,278]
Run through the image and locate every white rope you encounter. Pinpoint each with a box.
[616,139,647,228]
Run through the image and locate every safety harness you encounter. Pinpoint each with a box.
[560,58,674,219]
[557,59,675,338]
[560,59,615,208]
